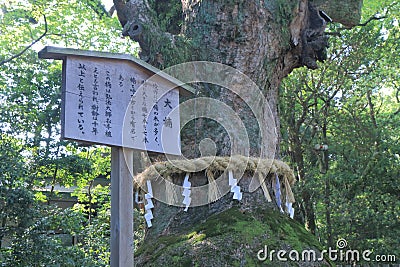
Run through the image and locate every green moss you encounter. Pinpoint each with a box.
[141,24,194,69]
[232,261,240,267]
[135,234,187,257]
[274,0,297,25]
[171,255,192,266]
[186,231,197,239]
[187,232,206,244]
[272,0,297,46]
[148,0,182,34]
[136,207,326,266]
[244,253,258,267]
[257,208,323,251]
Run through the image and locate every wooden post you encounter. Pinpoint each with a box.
[111,147,134,267]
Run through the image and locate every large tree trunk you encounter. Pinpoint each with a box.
[113,0,362,265]
[114,0,360,156]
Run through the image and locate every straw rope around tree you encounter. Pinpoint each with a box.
[134,155,296,206]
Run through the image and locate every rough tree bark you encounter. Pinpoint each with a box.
[113,0,361,156]
[112,0,362,265]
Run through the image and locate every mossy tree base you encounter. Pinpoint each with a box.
[135,175,330,266]
[135,207,331,266]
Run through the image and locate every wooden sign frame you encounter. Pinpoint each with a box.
[39,46,193,266]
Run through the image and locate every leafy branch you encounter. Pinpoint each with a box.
[0,14,48,66]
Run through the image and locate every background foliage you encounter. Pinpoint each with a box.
[280,0,400,261]
[0,0,398,266]
[0,0,137,265]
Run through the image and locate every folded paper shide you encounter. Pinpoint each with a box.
[182,173,192,211]
[144,180,154,227]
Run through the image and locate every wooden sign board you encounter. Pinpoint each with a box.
[39,46,193,155]
[39,46,193,267]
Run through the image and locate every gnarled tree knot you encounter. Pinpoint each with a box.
[122,21,143,39]
[301,3,331,69]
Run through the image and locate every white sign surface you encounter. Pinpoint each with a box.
[63,56,181,155]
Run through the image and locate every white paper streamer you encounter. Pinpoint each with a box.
[182,173,191,211]
[144,180,154,227]
[286,201,295,219]
[228,171,242,201]
[275,174,284,213]
[146,180,153,197]
[144,211,153,228]
[135,191,143,204]
[145,198,154,210]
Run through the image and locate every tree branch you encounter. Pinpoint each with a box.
[327,12,390,37]
[85,0,110,19]
[113,0,192,68]
[390,82,400,117]
[0,15,48,66]
[356,15,387,27]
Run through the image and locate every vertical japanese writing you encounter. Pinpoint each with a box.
[163,93,173,129]
[163,97,172,109]
[130,95,137,142]
[128,75,138,142]
[104,70,113,137]
[152,83,160,146]
[142,86,149,144]
[119,74,124,92]
[64,57,181,154]
[91,67,100,135]
[129,76,136,97]
[77,63,86,134]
